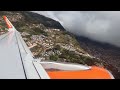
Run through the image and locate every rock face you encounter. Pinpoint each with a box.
[0,11,120,78]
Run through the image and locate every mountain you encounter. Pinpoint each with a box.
[0,11,120,78]
[76,36,120,79]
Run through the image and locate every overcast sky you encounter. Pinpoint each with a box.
[33,11,120,47]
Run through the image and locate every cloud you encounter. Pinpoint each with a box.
[32,11,120,47]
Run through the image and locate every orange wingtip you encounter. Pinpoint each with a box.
[47,66,113,79]
[3,16,12,29]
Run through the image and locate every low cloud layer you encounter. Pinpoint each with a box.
[33,11,120,47]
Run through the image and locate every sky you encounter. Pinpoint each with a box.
[33,11,120,47]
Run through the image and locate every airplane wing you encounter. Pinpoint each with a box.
[0,16,50,79]
[0,16,114,79]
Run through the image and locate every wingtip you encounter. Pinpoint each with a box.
[3,15,6,19]
[3,16,13,29]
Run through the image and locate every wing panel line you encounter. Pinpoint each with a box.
[15,31,27,79]
[0,33,9,41]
